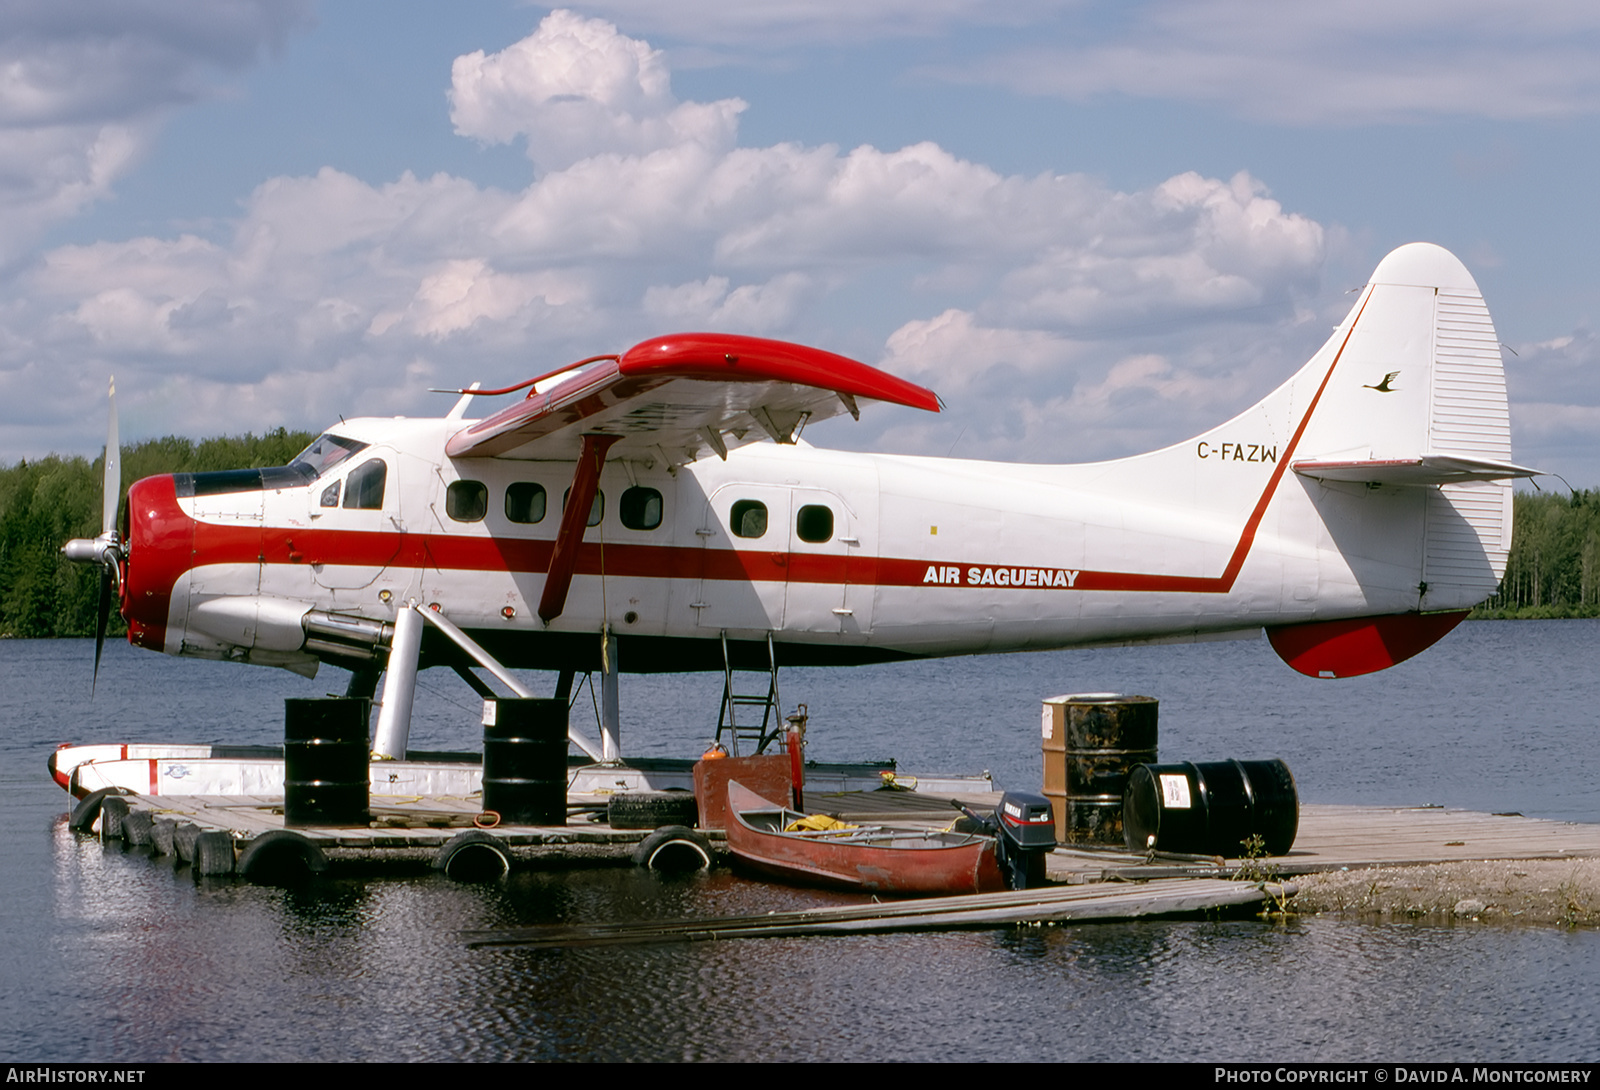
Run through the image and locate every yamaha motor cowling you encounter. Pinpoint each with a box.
[992,791,1057,890]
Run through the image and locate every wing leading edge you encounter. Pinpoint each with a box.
[445,333,941,462]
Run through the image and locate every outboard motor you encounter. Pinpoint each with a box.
[992,791,1057,890]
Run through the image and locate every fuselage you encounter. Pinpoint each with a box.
[113,242,1523,681]
[118,411,1472,678]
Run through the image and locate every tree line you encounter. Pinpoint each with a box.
[0,429,315,638]
[1,435,1596,637]
[1474,489,1600,618]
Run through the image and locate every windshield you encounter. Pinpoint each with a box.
[291,433,368,480]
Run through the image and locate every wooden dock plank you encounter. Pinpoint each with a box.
[1041,805,1600,882]
[463,877,1287,948]
[1291,805,1600,866]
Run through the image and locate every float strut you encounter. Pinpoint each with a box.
[601,631,620,762]
[372,601,423,759]
[415,605,604,760]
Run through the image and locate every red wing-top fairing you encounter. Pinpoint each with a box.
[69,242,1535,753]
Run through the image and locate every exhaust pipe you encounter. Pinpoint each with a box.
[304,611,395,665]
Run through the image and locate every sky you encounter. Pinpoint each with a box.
[3,0,1598,484]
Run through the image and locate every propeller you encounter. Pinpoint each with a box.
[62,377,124,695]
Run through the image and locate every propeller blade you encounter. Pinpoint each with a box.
[102,376,119,536]
[93,563,112,697]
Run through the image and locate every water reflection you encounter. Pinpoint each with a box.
[25,822,1599,1062]
[5,626,1600,1061]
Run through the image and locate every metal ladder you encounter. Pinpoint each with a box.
[715,630,782,755]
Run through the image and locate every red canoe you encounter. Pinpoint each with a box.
[724,780,1005,896]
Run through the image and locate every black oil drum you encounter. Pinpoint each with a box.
[1042,694,1159,846]
[1122,758,1298,857]
[284,697,370,827]
[482,698,567,826]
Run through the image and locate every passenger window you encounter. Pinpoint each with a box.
[320,481,340,508]
[505,482,547,524]
[730,500,767,539]
[343,459,387,511]
[446,480,487,522]
[796,504,833,543]
[620,487,663,531]
[562,488,604,527]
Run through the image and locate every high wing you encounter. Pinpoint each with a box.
[444,333,941,463]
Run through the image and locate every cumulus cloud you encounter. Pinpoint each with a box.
[992,172,1323,329]
[881,309,1079,391]
[642,273,815,332]
[398,259,592,340]
[0,10,1333,467]
[449,9,745,173]
[866,314,1318,465]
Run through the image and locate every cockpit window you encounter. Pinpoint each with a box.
[172,436,366,499]
[292,433,368,480]
[343,459,387,510]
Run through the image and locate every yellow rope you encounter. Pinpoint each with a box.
[783,814,857,833]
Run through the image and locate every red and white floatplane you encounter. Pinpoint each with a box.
[53,243,1533,801]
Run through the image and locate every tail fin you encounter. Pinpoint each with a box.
[1073,243,1531,676]
[1258,243,1534,675]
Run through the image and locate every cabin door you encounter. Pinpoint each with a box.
[782,486,872,636]
[695,484,791,635]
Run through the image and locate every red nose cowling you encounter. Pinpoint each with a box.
[122,475,194,653]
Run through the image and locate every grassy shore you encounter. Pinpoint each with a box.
[1290,858,1600,927]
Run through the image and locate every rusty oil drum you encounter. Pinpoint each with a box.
[482,697,567,826]
[1041,693,1158,846]
[1122,758,1299,857]
[284,697,371,827]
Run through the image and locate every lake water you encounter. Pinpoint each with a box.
[2,622,1597,1062]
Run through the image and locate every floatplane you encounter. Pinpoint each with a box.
[53,242,1536,799]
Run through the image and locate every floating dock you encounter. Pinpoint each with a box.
[74,780,1600,897]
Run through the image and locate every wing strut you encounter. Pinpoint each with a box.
[539,433,621,624]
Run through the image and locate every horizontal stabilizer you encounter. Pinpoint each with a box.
[1292,455,1540,486]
